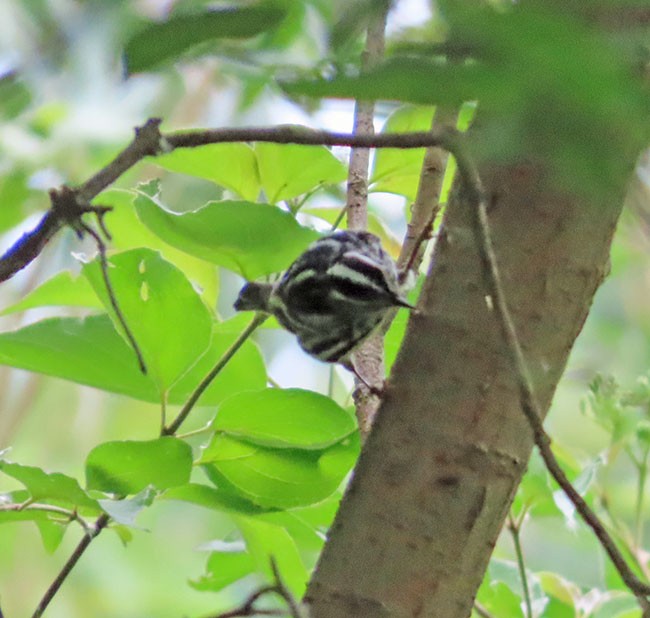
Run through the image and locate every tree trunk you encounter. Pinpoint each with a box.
[305,143,633,616]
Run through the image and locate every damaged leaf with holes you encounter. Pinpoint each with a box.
[81,248,213,394]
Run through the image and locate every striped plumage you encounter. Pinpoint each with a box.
[234,230,413,363]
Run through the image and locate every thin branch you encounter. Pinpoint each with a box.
[270,558,303,618]
[0,502,93,535]
[345,6,387,230]
[77,118,165,202]
[167,126,456,152]
[163,313,268,435]
[346,6,389,436]
[396,110,453,277]
[77,219,147,374]
[0,123,456,286]
[473,601,498,618]
[452,140,650,605]
[507,513,533,618]
[207,586,281,618]
[0,119,166,283]
[0,211,63,282]
[31,513,110,618]
[204,558,304,618]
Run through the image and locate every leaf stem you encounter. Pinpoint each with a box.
[31,513,110,618]
[635,446,649,550]
[164,313,267,435]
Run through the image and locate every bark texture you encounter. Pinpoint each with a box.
[305,155,629,617]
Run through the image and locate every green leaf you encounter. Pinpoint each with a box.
[479,581,525,618]
[0,460,99,511]
[124,2,288,73]
[282,56,476,106]
[201,434,358,508]
[0,314,157,401]
[257,509,326,553]
[0,313,264,405]
[35,520,67,554]
[255,142,347,203]
[85,438,193,495]
[0,73,31,120]
[235,515,308,598]
[135,191,320,279]
[98,487,157,526]
[99,188,219,306]
[538,572,578,612]
[191,549,255,592]
[154,143,260,201]
[162,483,264,515]
[302,208,402,257]
[82,248,213,394]
[213,388,356,449]
[168,316,267,407]
[0,170,31,233]
[0,271,102,315]
[371,105,436,201]
[592,594,642,618]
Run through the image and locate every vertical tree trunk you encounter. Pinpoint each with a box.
[305,144,634,616]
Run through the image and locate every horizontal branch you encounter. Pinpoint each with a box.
[0,119,458,285]
[167,125,456,153]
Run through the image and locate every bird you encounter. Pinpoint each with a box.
[234,230,415,383]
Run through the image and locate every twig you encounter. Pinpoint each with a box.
[0,502,93,536]
[396,111,451,277]
[0,210,64,282]
[205,558,303,618]
[76,118,166,202]
[507,512,533,618]
[166,126,456,151]
[0,119,165,283]
[269,558,303,618]
[452,139,650,607]
[208,586,282,618]
[473,601,498,618]
[163,313,268,435]
[76,217,147,374]
[346,7,387,230]
[346,6,389,436]
[31,513,110,618]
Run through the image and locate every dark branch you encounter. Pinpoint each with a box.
[0,210,62,282]
[31,513,110,618]
[167,125,455,152]
[77,117,165,202]
[0,122,455,286]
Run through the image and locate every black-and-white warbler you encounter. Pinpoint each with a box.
[234,230,414,366]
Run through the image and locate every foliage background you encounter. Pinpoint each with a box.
[0,1,649,617]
